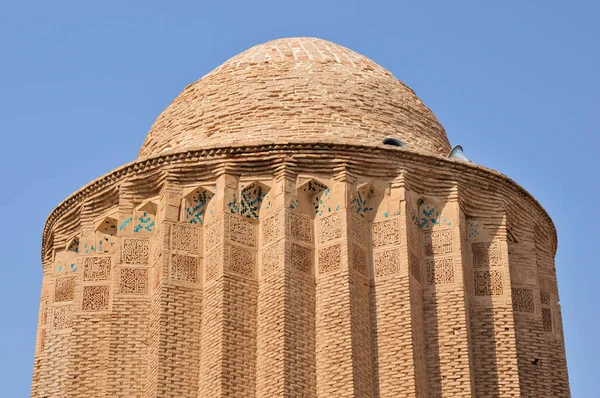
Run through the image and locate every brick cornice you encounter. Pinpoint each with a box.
[41,143,557,263]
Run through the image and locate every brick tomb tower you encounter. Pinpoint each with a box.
[32,38,570,397]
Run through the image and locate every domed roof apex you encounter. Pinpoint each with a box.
[138,37,451,158]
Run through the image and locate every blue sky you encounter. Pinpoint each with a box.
[0,1,598,396]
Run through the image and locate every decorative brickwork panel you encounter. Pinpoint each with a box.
[512,287,535,313]
[350,215,367,247]
[372,218,401,248]
[205,217,222,250]
[374,248,400,277]
[122,238,149,264]
[230,215,256,247]
[318,213,342,244]
[472,241,501,267]
[352,244,367,276]
[171,224,200,254]
[52,304,73,329]
[83,257,111,281]
[262,212,283,245]
[426,258,454,285]
[410,253,421,283]
[291,243,311,273]
[318,244,341,274]
[82,285,110,311]
[423,228,452,256]
[540,290,551,305]
[206,246,222,282]
[54,276,76,302]
[407,217,420,255]
[119,268,149,294]
[542,308,553,332]
[474,270,504,296]
[291,212,312,243]
[230,245,255,277]
[262,243,282,276]
[171,254,198,283]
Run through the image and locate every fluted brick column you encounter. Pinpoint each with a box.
[315,171,374,397]
[256,168,317,397]
[371,184,427,398]
[420,194,474,397]
[199,173,258,397]
[145,183,202,398]
[467,213,521,397]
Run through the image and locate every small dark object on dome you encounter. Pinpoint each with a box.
[382,138,406,147]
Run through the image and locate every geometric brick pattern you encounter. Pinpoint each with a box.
[54,276,76,302]
[81,285,110,311]
[374,248,400,278]
[472,241,501,267]
[171,254,198,283]
[542,308,553,332]
[540,290,551,305]
[423,228,452,257]
[261,242,281,276]
[318,213,342,244]
[512,287,535,313]
[318,243,341,274]
[205,217,222,250]
[52,304,73,329]
[351,244,367,276]
[122,238,150,264]
[474,270,504,296]
[229,246,255,278]
[426,257,453,285]
[230,216,256,247]
[291,242,311,273]
[83,257,111,281]
[372,218,400,248]
[262,212,283,246]
[171,224,200,254]
[205,246,222,282]
[291,212,312,243]
[350,215,367,247]
[119,268,149,294]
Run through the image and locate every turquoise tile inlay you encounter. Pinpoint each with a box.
[119,217,133,231]
[134,212,155,232]
[186,189,214,224]
[67,237,80,253]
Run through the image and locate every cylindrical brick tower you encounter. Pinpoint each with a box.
[32,38,570,397]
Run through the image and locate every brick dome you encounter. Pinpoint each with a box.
[138,37,451,158]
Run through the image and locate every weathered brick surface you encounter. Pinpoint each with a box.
[138,38,451,159]
[34,37,570,397]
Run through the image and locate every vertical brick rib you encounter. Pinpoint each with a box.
[421,198,474,397]
[315,176,373,397]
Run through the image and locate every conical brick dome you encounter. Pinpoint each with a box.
[138,37,451,158]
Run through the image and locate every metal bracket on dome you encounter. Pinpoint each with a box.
[382,137,407,148]
[448,145,470,162]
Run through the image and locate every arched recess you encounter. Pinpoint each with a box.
[182,186,216,225]
[133,200,158,234]
[296,177,332,217]
[60,235,80,274]
[235,181,271,222]
[94,215,118,254]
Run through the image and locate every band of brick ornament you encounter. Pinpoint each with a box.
[32,142,569,397]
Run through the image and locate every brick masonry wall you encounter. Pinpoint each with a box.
[138,38,451,159]
[35,154,570,397]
